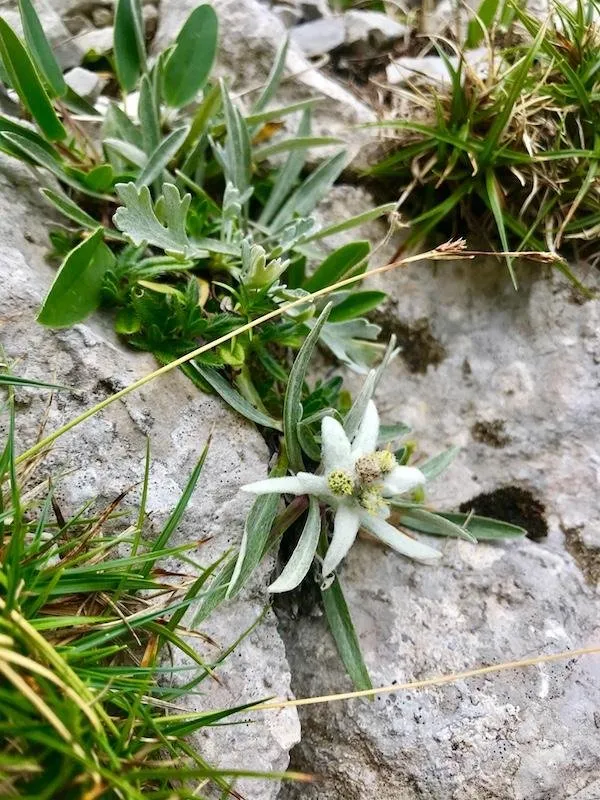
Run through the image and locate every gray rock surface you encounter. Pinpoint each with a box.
[0,155,300,800]
[279,186,600,799]
[290,17,346,57]
[154,0,376,160]
[64,65,104,100]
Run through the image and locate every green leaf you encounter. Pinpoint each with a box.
[303,241,370,293]
[259,108,312,227]
[37,229,115,327]
[0,18,65,140]
[270,150,347,231]
[226,456,287,599]
[135,125,189,187]
[321,572,372,691]
[3,132,109,198]
[139,74,160,155]
[17,0,66,96]
[378,422,411,446]
[40,188,99,230]
[188,362,282,430]
[329,291,386,322]
[395,506,476,543]
[466,0,501,48]
[114,0,146,92]
[113,182,191,255]
[399,511,527,540]
[301,202,397,243]
[318,318,382,374]
[0,373,67,390]
[104,137,147,168]
[419,446,460,481]
[163,4,218,108]
[253,136,343,162]
[252,36,288,114]
[283,303,332,473]
[0,113,57,158]
[269,497,320,593]
[485,169,516,289]
[219,80,252,194]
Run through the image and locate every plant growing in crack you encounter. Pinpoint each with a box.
[188,304,528,690]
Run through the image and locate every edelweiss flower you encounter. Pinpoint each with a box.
[243,400,441,584]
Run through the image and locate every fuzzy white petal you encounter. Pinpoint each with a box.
[269,498,320,593]
[297,473,330,495]
[321,504,361,576]
[359,511,441,563]
[243,475,311,495]
[321,416,353,473]
[382,466,426,497]
[351,400,380,457]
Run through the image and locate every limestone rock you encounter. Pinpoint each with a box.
[64,65,104,100]
[290,17,346,58]
[0,155,300,800]
[279,186,600,799]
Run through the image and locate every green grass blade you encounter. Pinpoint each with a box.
[141,442,209,576]
[484,169,517,288]
[40,188,99,230]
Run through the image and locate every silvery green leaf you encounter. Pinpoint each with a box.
[344,336,398,439]
[259,108,311,227]
[135,125,189,188]
[269,497,320,593]
[190,361,281,430]
[270,150,346,231]
[104,137,147,168]
[318,318,382,374]
[252,36,289,114]
[217,80,251,194]
[284,303,332,473]
[226,454,287,598]
[398,510,527,540]
[113,182,191,256]
[419,446,460,481]
[395,505,477,543]
[378,422,411,446]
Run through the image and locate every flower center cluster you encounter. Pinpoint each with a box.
[327,449,398,512]
[327,469,355,497]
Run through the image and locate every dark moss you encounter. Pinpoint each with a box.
[459,486,548,541]
[564,527,600,586]
[471,419,510,448]
[373,311,446,374]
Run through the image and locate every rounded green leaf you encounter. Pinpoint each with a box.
[114,0,146,92]
[37,229,114,327]
[162,5,218,108]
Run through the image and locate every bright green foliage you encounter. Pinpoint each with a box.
[368,0,599,291]
[0,388,294,798]
[0,0,392,428]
